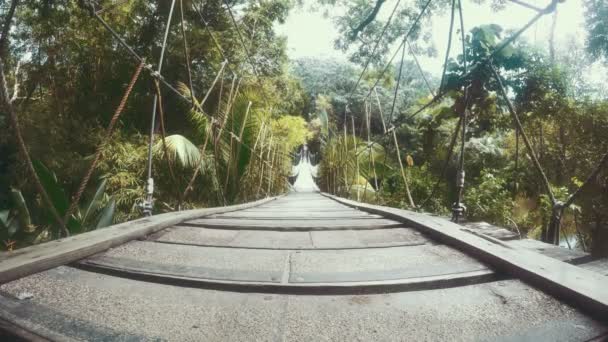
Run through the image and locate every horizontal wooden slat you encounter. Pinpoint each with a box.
[0,196,279,284]
[323,193,608,319]
[182,218,403,230]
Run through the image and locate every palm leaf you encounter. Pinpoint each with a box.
[95,197,116,229]
[154,134,201,168]
[81,179,107,227]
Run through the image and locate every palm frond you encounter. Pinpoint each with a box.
[154,134,201,168]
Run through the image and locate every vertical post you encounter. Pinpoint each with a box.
[143,0,177,216]
[452,105,467,223]
[391,127,415,207]
[343,104,350,195]
[351,115,360,201]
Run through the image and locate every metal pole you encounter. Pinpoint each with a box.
[143,0,177,216]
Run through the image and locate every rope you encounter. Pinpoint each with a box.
[143,0,177,215]
[562,151,608,209]
[365,101,380,197]
[490,63,556,204]
[362,0,434,102]
[222,0,260,77]
[391,127,415,207]
[507,0,544,12]
[386,0,559,132]
[438,0,456,94]
[419,115,462,208]
[373,87,387,133]
[153,79,179,197]
[352,115,360,200]
[179,0,196,105]
[348,0,402,100]
[181,124,212,202]
[388,39,407,123]
[0,43,69,237]
[95,0,130,15]
[233,101,253,183]
[451,0,468,222]
[0,0,18,55]
[406,40,435,97]
[0,0,67,235]
[62,61,145,227]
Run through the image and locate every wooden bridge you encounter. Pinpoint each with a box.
[0,187,607,340]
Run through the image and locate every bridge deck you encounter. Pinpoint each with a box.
[0,192,607,341]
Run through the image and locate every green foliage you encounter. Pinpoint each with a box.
[465,170,514,226]
[585,0,608,62]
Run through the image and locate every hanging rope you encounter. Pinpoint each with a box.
[388,0,559,131]
[388,39,407,123]
[419,116,462,208]
[491,63,560,243]
[232,101,253,185]
[406,40,435,97]
[451,0,468,222]
[222,0,260,77]
[365,101,380,198]
[143,0,177,215]
[62,61,145,228]
[181,124,212,202]
[179,0,196,105]
[351,115,360,200]
[373,87,387,133]
[348,0,402,100]
[153,79,179,200]
[390,126,415,207]
[362,0,434,102]
[439,0,456,94]
[0,15,69,236]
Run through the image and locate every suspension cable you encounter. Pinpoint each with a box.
[179,0,196,105]
[362,0,434,102]
[439,0,456,94]
[143,0,177,216]
[389,0,559,131]
[0,5,69,236]
[222,0,259,77]
[62,61,145,227]
[452,0,468,222]
[388,40,407,123]
[406,39,435,97]
[348,0,402,100]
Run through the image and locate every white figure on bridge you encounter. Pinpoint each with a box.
[292,144,319,192]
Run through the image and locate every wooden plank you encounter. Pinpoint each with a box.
[461,221,520,241]
[211,211,379,219]
[0,196,279,284]
[152,226,428,250]
[182,218,403,230]
[507,239,593,264]
[323,193,608,320]
[580,259,608,276]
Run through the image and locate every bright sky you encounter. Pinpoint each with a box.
[275,0,588,76]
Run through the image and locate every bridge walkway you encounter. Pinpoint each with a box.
[0,192,606,340]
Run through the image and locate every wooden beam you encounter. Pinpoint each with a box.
[323,193,608,320]
[0,196,279,284]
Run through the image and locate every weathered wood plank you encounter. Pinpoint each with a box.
[323,193,608,319]
[580,258,608,276]
[508,239,593,264]
[211,211,380,219]
[0,196,279,284]
[461,221,520,241]
[182,218,403,230]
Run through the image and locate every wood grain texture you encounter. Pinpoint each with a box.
[323,193,608,320]
[0,196,280,284]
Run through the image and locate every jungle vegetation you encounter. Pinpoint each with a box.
[1,0,607,256]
